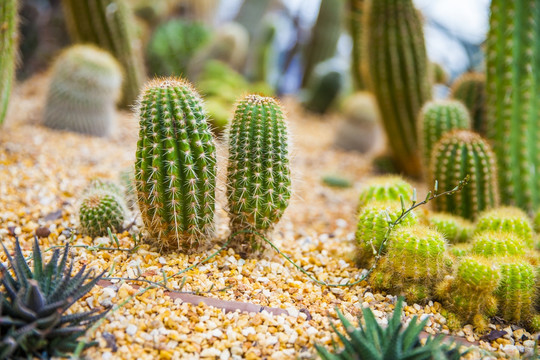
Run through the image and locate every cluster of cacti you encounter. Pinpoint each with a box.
[146,19,212,77]
[227,95,291,254]
[0,0,18,126]
[474,207,534,247]
[418,100,471,169]
[302,0,345,87]
[357,175,413,210]
[371,225,451,303]
[363,0,431,176]
[347,0,365,89]
[61,0,146,107]
[451,72,486,136]
[427,212,473,244]
[135,78,217,252]
[486,0,540,212]
[302,60,344,114]
[430,130,498,220]
[43,45,123,137]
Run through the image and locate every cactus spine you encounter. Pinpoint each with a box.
[227,95,291,253]
[418,100,471,169]
[0,0,17,125]
[364,0,431,176]
[43,45,123,137]
[348,0,365,89]
[451,73,487,136]
[486,0,540,211]
[61,0,146,107]
[430,130,499,220]
[135,78,217,252]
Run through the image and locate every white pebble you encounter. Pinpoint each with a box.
[524,340,536,348]
[220,350,230,360]
[306,327,318,336]
[200,348,221,357]
[126,324,138,336]
[502,345,519,357]
[102,352,112,360]
[158,257,166,264]
[256,277,269,284]
[241,327,256,336]
[336,219,347,228]
[211,329,223,338]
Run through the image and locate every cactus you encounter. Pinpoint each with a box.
[0,0,18,125]
[418,100,471,169]
[84,178,123,196]
[357,175,413,210]
[347,0,366,89]
[43,45,123,137]
[302,0,345,87]
[78,189,128,237]
[430,130,499,220]
[470,231,526,257]
[451,72,487,136]
[534,208,540,233]
[303,61,344,114]
[234,0,271,36]
[486,0,540,212]
[448,243,472,259]
[371,225,450,303]
[436,256,499,330]
[61,0,146,107]
[474,207,534,247]
[364,0,431,176]
[146,19,211,77]
[251,18,277,84]
[431,62,448,85]
[227,95,291,254]
[135,78,217,252]
[427,212,473,244]
[356,201,418,267]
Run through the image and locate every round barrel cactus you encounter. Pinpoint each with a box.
[470,231,526,257]
[427,212,473,244]
[357,175,413,210]
[474,207,534,248]
[135,78,217,252]
[450,72,486,135]
[78,190,128,237]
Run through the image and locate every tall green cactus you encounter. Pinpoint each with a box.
[430,130,499,220]
[135,78,217,252]
[303,61,344,114]
[61,0,146,107]
[418,100,471,169]
[364,0,431,176]
[348,0,365,89]
[451,73,487,136]
[0,0,18,125]
[486,0,540,211]
[302,0,345,87]
[227,95,291,254]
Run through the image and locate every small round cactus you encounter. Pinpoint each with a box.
[470,231,526,257]
[43,45,123,137]
[227,94,291,254]
[135,78,217,252]
[430,130,499,220]
[450,72,486,136]
[474,207,534,248]
[417,100,471,169]
[427,212,474,244]
[83,179,123,197]
[78,190,128,237]
[357,176,413,210]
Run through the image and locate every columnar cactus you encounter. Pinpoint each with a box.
[227,95,291,253]
[357,175,413,210]
[418,100,471,169]
[470,231,526,257]
[146,20,211,77]
[78,189,128,237]
[135,78,217,252]
[430,130,499,220]
[486,0,540,212]
[43,45,123,137]
[303,62,344,114]
[348,0,365,89]
[474,207,534,247]
[451,73,486,136]
[427,212,473,244]
[431,62,448,85]
[371,225,450,303]
[364,0,431,176]
[302,0,345,87]
[61,0,146,107]
[0,0,18,125]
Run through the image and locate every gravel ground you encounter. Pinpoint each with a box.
[0,75,538,359]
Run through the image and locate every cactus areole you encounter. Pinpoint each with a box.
[135,78,217,252]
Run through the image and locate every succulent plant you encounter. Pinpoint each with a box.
[303,61,344,114]
[436,256,499,330]
[474,207,534,248]
[486,0,540,212]
[427,212,473,244]
[371,225,450,303]
[0,0,18,126]
[470,231,526,257]
[364,0,431,176]
[448,243,472,259]
[450,72,486,136]
[61,0,146,107]
[355,201,418,267]
[302,0,345,87]
[357,176,413,210]
[250,17,277,84]
[431,62,448,85]
[315,297,466,360]
[135,78,217,252]
[430,130,499,220]
[43,45,123,137]
[83,178,123,197]
[418,100,471,169]
[146,19,212,77]
[227,95,291,254]
[347,0,366,89]
[0,237,107,358]
[78,189,128,238]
